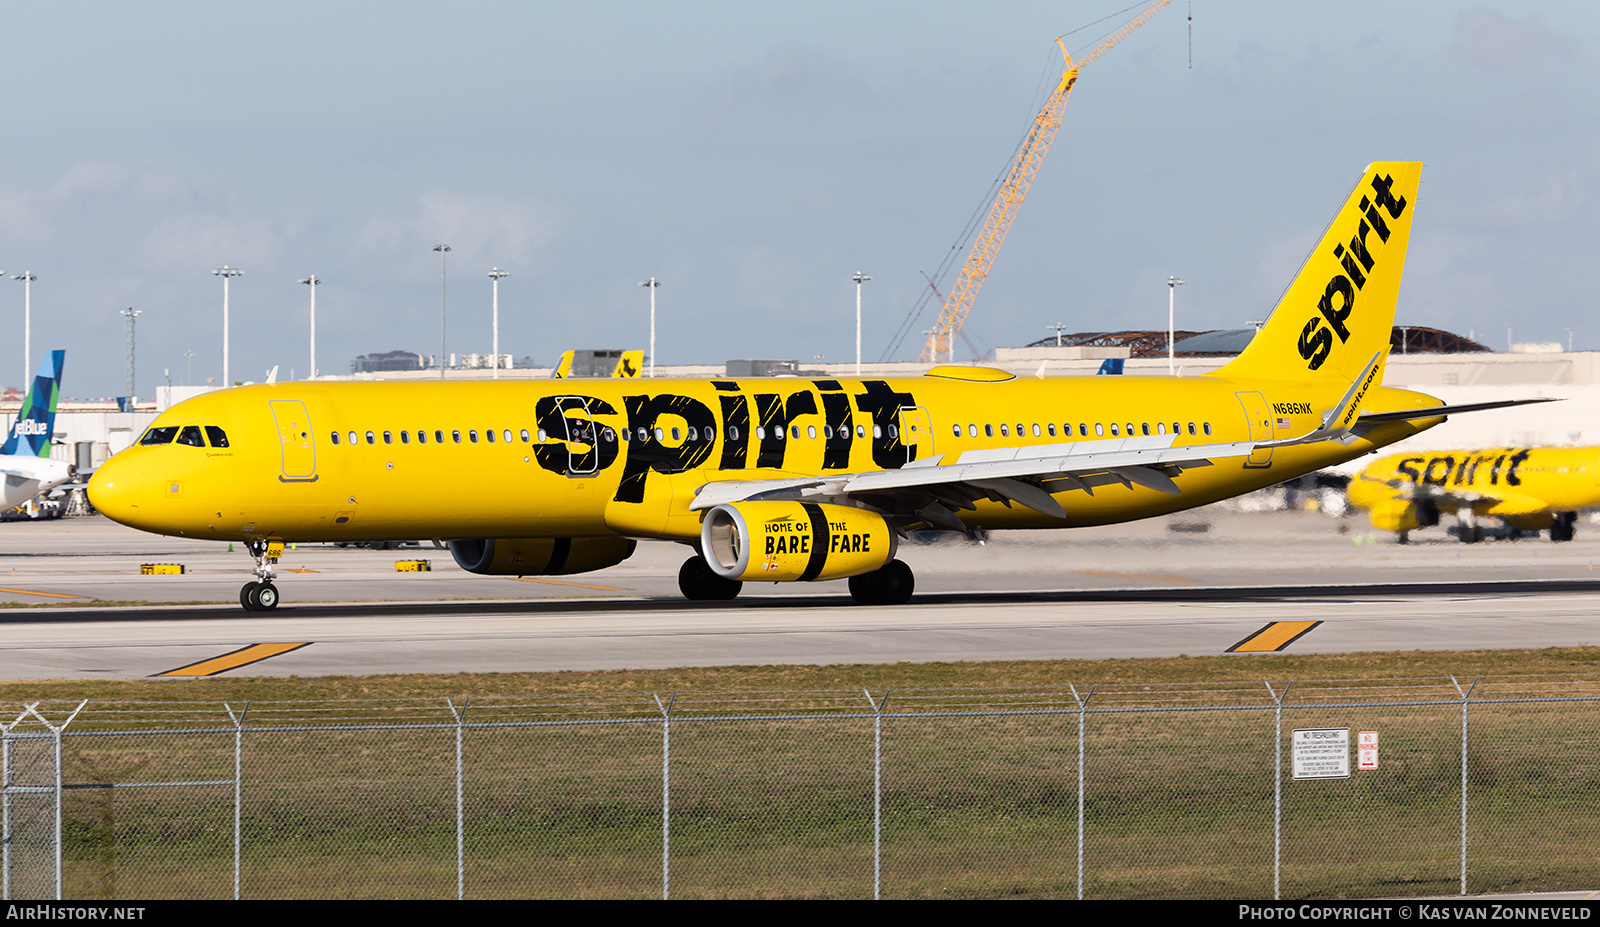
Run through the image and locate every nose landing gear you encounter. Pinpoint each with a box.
[240,539,285,611]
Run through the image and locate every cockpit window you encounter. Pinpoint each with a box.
[176,426,206,447]
[139,426,179,446]
[204,426,230,447]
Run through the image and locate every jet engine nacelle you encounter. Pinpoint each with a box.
[700,501,896,582]
[1368,499,1435,533]
[449,537,636,576]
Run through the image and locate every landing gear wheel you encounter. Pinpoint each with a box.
[678,556,742,601]
[849,559,915,606]
[240,581,279,611]
[1552,512,1578,542]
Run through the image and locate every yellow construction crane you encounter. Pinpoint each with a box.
[921,0,1173,363]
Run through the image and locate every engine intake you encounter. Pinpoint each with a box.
[449,537,636,576]
[701,501,895,582]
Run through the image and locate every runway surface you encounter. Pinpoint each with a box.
[3,510,1599,680]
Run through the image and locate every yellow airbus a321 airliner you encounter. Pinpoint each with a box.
[1348,445,1596,543]
[90,161,1531,611]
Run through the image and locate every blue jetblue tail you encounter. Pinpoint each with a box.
[3,350,65,457]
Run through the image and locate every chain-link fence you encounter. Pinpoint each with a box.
[4,676,1599,899]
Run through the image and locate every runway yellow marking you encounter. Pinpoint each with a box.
[0,586,89,599]
[513,577,631,591]
[1227,621,1322,653]
[282,568,319,573]
[154,643,312,678]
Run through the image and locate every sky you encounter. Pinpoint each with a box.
[1,1,1596,397]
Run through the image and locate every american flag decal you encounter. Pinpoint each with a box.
[1277,417,1292,429]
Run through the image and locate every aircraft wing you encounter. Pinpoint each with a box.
[1348,470,1559,518]
[690,434,1266,529]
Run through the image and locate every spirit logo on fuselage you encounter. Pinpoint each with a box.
[1297,173,1409,371]
[1394,449,1532,488]
[529,379,920,503]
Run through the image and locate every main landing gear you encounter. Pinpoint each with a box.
[848,560,914,606]
[240,539,284,611]
[675,554,917,605]
[678,556,742,601]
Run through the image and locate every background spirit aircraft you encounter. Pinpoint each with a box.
[1348,445,1594,543]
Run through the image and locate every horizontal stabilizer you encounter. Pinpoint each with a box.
[1354,397,1558,425]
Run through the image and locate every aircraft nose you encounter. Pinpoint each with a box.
[88,454,148,528]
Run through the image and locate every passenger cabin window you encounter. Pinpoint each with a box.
[435,430,444,444]
[140,426,178,446]
[952,424,962,438]
[418,431,427,444]
[365,431,375,445]
[452,430,461,443]
[1110,424,1119,436]
[1203,423,1212,436]
[1096,424,1105,437]
[204,426,230,447]
[469,430,478,443]
[486,429,495,443]
[400,431,410,444]
[383,431,393,444]
[1048,424,1057,437]
[176,426,206,447]
[348,431,358,445]
[330,431,340,445]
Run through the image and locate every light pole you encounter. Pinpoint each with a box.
[852,271,872,376]
[213,266,242,386]
[298,275,319,379]
[1047,322,1069,347]
[183,349,195,386]
[433,244,451,378]
[488,268,510,379]
[1166,275,1186,375]
[120,308,141,401]
[638,277,660,377]
[11,272,34,385]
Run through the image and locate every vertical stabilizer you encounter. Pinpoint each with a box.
[1214,162,1421,384]
[3,349,65,457]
